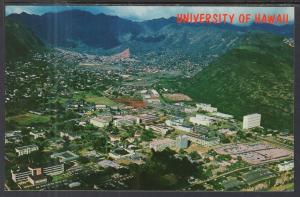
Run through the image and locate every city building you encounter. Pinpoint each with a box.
[196,103,217,113]
[15,145,39,156]
[90,116,112,128]
[150,138,175,151]
[277,160,294,172]
[176,135,189,149]
[243,113,261,129]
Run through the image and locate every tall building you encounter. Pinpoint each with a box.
[243,113,261,129]
[176,135,188,149]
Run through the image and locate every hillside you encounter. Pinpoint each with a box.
[5,18,45,60]
[178,31,293,131]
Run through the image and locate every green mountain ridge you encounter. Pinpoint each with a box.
[5,18,45,60]
[177,31,293,131]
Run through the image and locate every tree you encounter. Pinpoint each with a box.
[190,151,202,160]
[141,130,155,142]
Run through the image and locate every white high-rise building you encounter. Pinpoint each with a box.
[243,113,261,129]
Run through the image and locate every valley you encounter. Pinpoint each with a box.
[4,9,294,191]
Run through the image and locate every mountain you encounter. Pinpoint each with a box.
[5,18,45,60]
[176,31,293,131]
[7,10,293,55]
[8,10,142,50]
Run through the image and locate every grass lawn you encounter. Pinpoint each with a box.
[7,113,51,126]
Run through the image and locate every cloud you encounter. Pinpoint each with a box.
[5,5,294,24]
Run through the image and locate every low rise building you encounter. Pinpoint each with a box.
[173,125,193,132]
[145,124,173,135]
[15,145,39,156]
[176,135,189,149]
[165,117,184,126]
[196,103,217,113]
[11,163,64,183]
[211,112,233,119]
[150,138,175,151]
[51,151,79,163]
[277,160,294,172]
[186,133,220,147]
[29,131,45,139]
[113,115,140,127]
[98,160,123,169]
[139,113,159,124]
[60,131,81,141]
[11,169,30,183]
[189,114,215,126]
[28,174,47,186]
[108,148,134,159]
[90,116,112,128]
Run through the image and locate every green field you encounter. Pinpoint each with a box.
[85,95,116,106]
[6,113,51,126]
[74,92,117,106]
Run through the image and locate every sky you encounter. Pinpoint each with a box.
[5,6,294,23]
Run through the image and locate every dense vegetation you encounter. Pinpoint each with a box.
[5,18,45,60]
[178,31,293,131]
